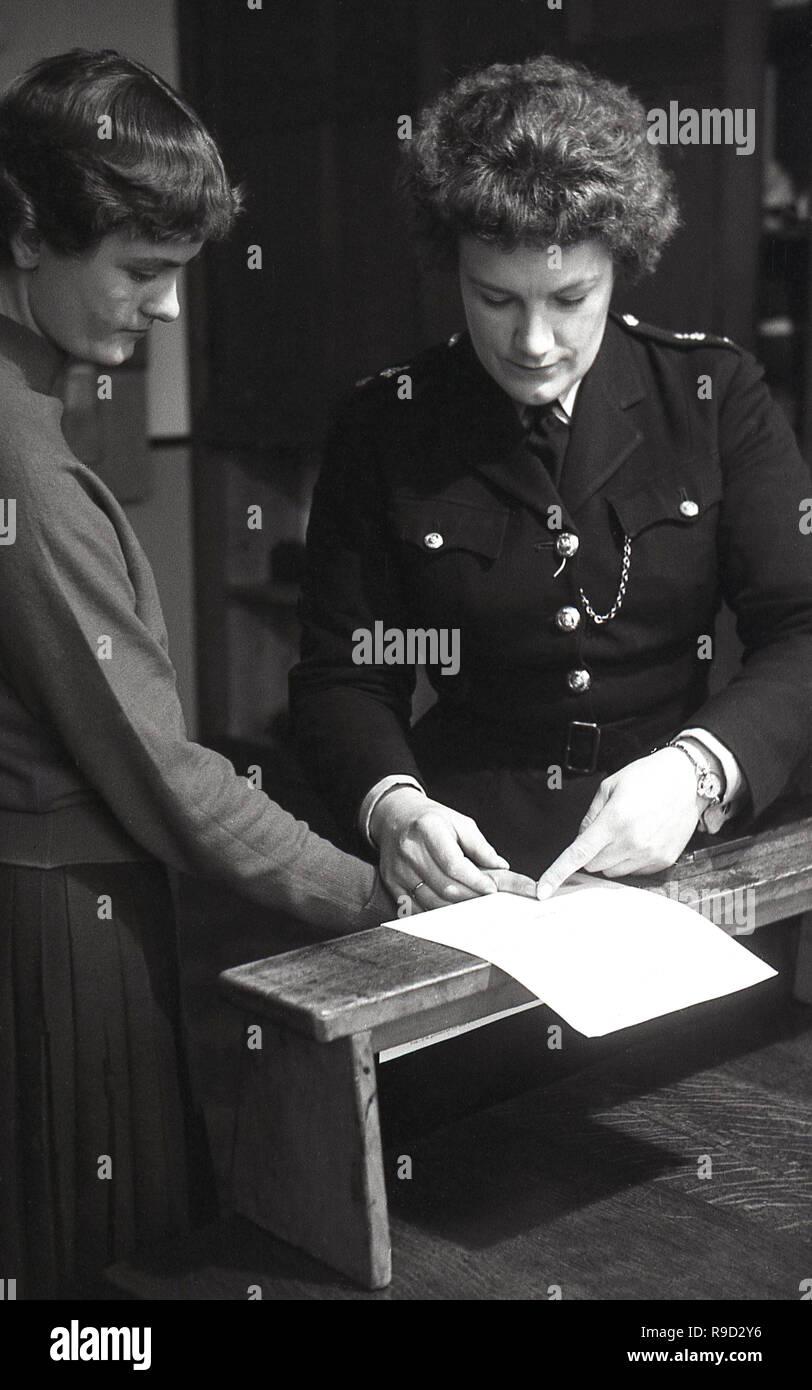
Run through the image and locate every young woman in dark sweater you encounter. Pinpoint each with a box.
[0,49,532,1299]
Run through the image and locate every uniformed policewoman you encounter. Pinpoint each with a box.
[289,54,812,913]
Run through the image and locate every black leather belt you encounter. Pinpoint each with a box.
[557,714,679,776]
[420,701,694,778]
[481,712,682,776]
[564,720,603,774]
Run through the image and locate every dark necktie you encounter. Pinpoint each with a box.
[523,403,570,489]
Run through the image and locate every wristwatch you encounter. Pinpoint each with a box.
[667,739,724,804]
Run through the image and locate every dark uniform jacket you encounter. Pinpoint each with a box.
[289,311,812,874]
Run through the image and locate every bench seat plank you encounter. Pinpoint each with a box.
[220,928,503,1043]
[220,811,812,1044]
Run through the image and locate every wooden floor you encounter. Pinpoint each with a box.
[109,889,812,1301]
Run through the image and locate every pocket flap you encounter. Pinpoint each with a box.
[608,467,723,538]
[392,496,510,558]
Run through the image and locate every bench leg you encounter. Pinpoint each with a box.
[792,914,812,1004]
[230,1021,391,1289]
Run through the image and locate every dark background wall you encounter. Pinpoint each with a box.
[179,0,770,455]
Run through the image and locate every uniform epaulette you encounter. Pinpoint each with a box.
[614,311,741,352]
[353,332,464,392]
[354,362,412,390]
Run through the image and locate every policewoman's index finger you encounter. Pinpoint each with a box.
[534,821,612,900]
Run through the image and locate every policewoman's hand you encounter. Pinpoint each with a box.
[535,747,708,898]
[370,785,535,912]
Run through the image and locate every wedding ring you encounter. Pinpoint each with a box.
[412,880,426,896]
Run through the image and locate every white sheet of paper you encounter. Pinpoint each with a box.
[386,880,776,1037]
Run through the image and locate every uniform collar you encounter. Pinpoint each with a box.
[0,311,67,397]
[558,378,581,420]
[449,318,647,518]
[515,378,581,428]
[560,313,647,513]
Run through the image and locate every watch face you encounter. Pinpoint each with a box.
[697,770,723,802]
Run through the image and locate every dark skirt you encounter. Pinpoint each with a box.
[0,859,215,1299]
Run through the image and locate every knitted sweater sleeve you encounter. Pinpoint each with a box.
[0,391,391,932]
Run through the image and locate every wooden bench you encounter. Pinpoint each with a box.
[219,804,812,1290]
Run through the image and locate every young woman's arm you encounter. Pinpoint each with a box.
[0,389,391,932]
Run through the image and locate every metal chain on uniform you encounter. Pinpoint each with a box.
[578,535,632,624]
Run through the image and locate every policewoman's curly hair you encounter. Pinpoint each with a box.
[401,54,680,279]
[0,48,242,261]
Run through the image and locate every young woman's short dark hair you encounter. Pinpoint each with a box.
[401,54,680,279]
[0,48,241,259]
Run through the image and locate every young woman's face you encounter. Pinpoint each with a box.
[458,236,615,407]
[25,228,203,365]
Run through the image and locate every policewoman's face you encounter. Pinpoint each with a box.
[23,228,203,367]
[458,236,614,407]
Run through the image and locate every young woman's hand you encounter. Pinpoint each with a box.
[370,786,535,912]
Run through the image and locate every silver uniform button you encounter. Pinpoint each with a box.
[556,532,580,558]
[423,532,444,549]
[566,668,591,693]
[555,605,581,632]
[679,498,699,519]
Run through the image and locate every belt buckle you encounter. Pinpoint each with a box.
[565,721,601,775]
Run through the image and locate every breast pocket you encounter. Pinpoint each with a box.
[392,496,510,560]
[606,464,724,590]
[389,495,511,627]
